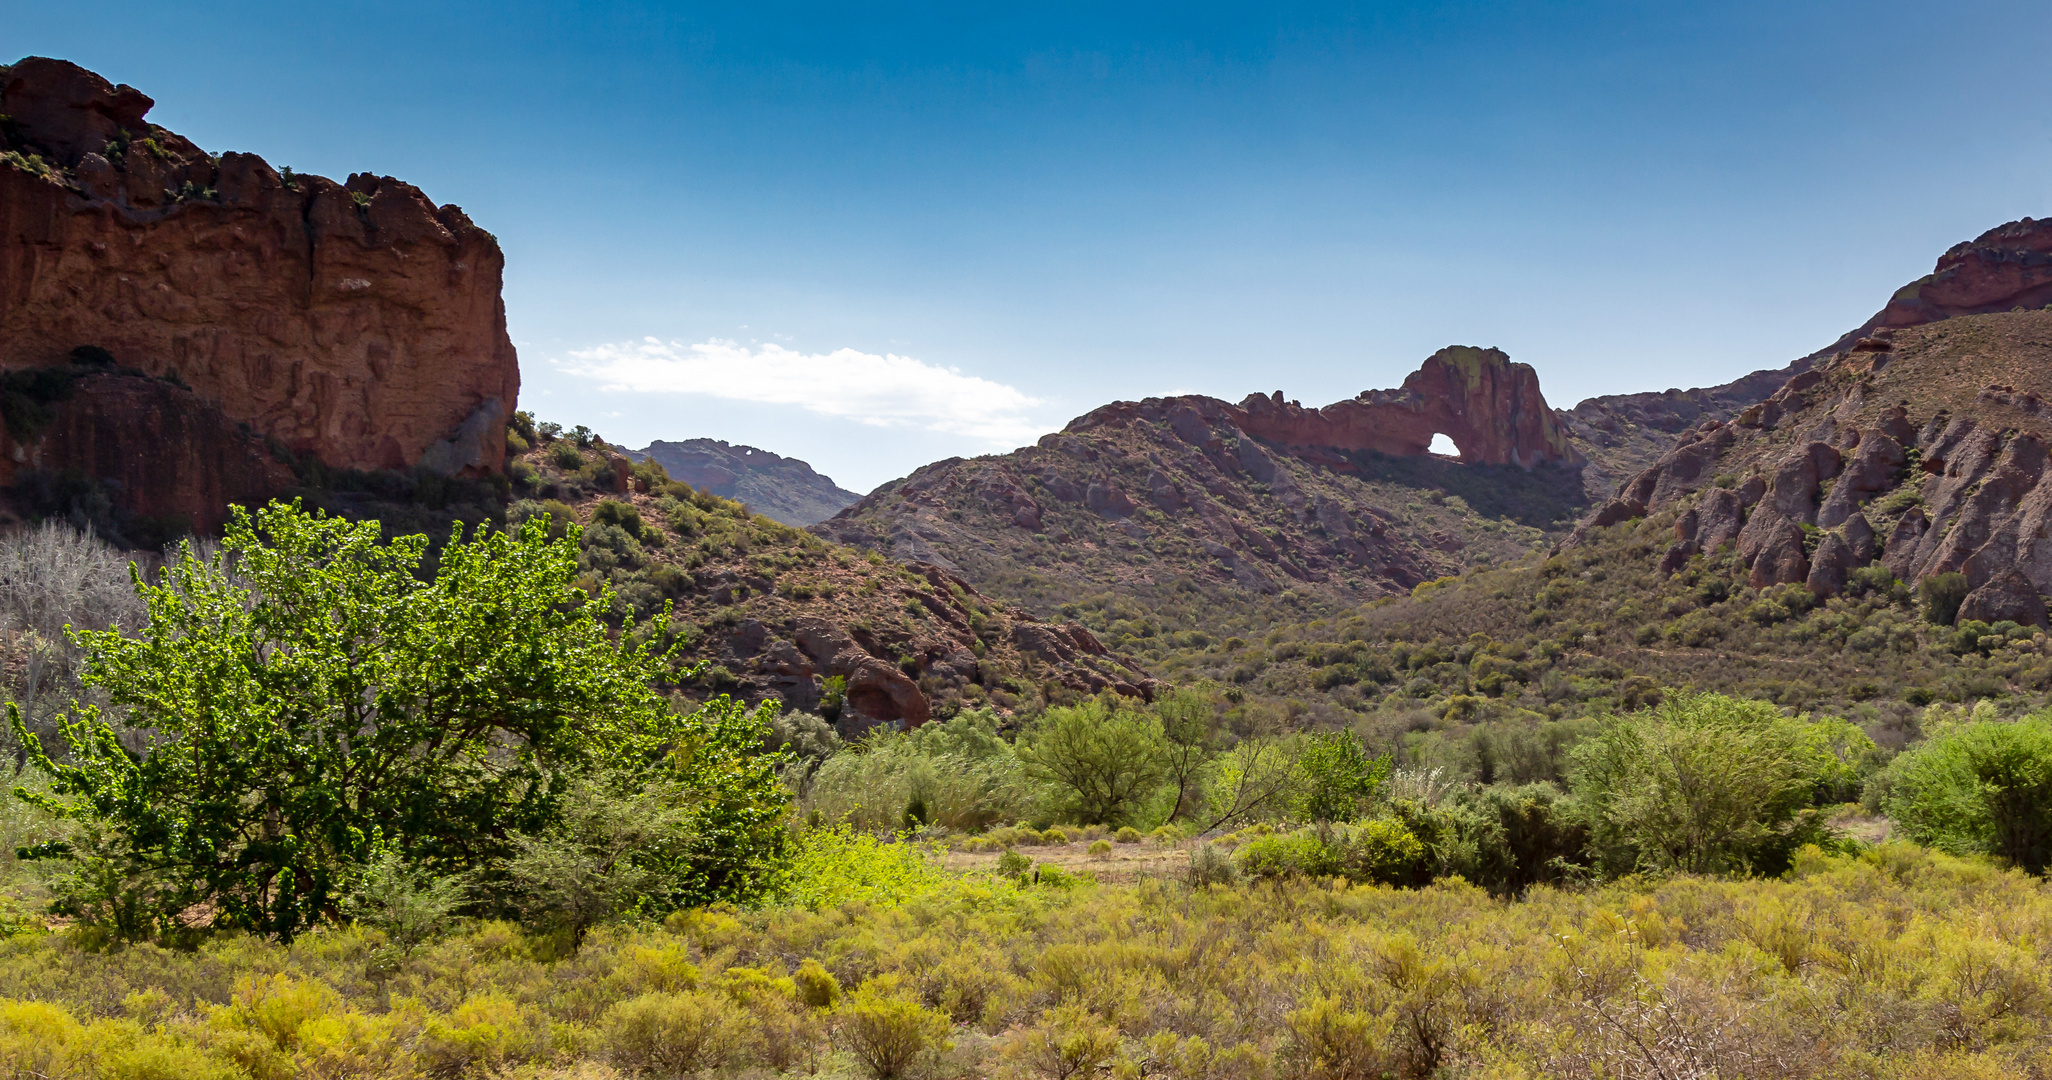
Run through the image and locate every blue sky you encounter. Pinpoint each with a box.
[14,2,2052,492]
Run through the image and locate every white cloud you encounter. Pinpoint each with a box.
[559,338,1046,446]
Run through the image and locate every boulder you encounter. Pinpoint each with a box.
[1739,508,1808,588]
[1658,540,1699,575]
[1765,442,1840,523]
[1842,512,1876,564]
[1883,507,1929,578]
[1807,533,1855,598]
[1695,488,1745,552]
[1958,569,2050,629]
[1085,481,1136,518]
[1818,433,1905,527]
[838,655,932,735]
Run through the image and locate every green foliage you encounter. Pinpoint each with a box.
[340,845,467,957]
[836,979,953,1079]
[500,732,792,945]
[1921,571,1971,626]
[800,710,1033,832]
[1451,782,1592,895]
[1019,696,1170,825]
[13,501,784,942]
[602,990,751,1076]
[593,498,644,535]
[1237,819,1425,885]
[548,441,587,470]
[782,826,946,909]
[1294,733,1392,822]
[1885,711,2052,873]
[1567,692,1864,876]
[1186,842,1240,886]
[0,847,2042,1075]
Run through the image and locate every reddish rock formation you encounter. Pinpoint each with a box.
[1570,219,2052,619]
[1169,347,1579,469]
[1879,218,2052,328]
[0,57,517,526]
[30,372,297,532]
[1959,569,2049,629]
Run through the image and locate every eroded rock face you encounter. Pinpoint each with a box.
[1570,220,2052,618]
[1881,218,2052,327]
[0,57,518,522]
[1225,347,1580,469]
[817,344,1592,611]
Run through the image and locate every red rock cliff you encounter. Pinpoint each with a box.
[0,57,518,512]
[1229,346,1580,469]
[1879,217,2052,328]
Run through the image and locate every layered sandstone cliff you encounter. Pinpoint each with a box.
[0,57,517,528]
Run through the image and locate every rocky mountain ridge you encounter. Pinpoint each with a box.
[632,438,858,527]
[813,347,1592,632]
[0,57,516,530]
[1575,216,2052,625]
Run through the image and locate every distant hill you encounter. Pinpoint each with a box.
[506,431,1150,732]
[813,347,1595,640]
[632,439,858,526]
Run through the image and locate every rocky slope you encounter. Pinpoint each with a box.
[1576,217,2052,626]
[632,439,857,527]
[0,57,516,529]
[505,424,1152,733]
[814,347,1590,632]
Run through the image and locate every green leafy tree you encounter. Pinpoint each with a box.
[501,697,789,944]
[1920,571,1971,626]
[14,500,785,941]
[1885,712,2052,874]
[1295,733,1391,823]
[1152,687,1224,823]
[1568,692,1858,876]
[1020,695,1167,826]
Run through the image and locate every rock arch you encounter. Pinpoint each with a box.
[1233,346,1581,469]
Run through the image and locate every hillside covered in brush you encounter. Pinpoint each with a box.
[815,348,1595,635]
[499,415,1152,732]
[1080,217,2052,774]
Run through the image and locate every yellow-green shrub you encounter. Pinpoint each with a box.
[601,990,750,1076]
[836,978,953,1079]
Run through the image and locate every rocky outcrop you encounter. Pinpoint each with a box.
[634,439,858,527]
[0,57,518,527]
[1878,218,2052,329]
[1959,569,2050,629]
[1077,346,1580,470]
[1570,218,2052,620]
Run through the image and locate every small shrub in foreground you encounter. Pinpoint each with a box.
[836,979,952,1079]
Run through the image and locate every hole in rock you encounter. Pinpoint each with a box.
[1428,433,1459,457]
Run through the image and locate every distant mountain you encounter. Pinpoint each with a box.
[633,439,859,527]
[812,347,1595,635]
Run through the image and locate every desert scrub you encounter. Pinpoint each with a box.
[0,844,2038,1075]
